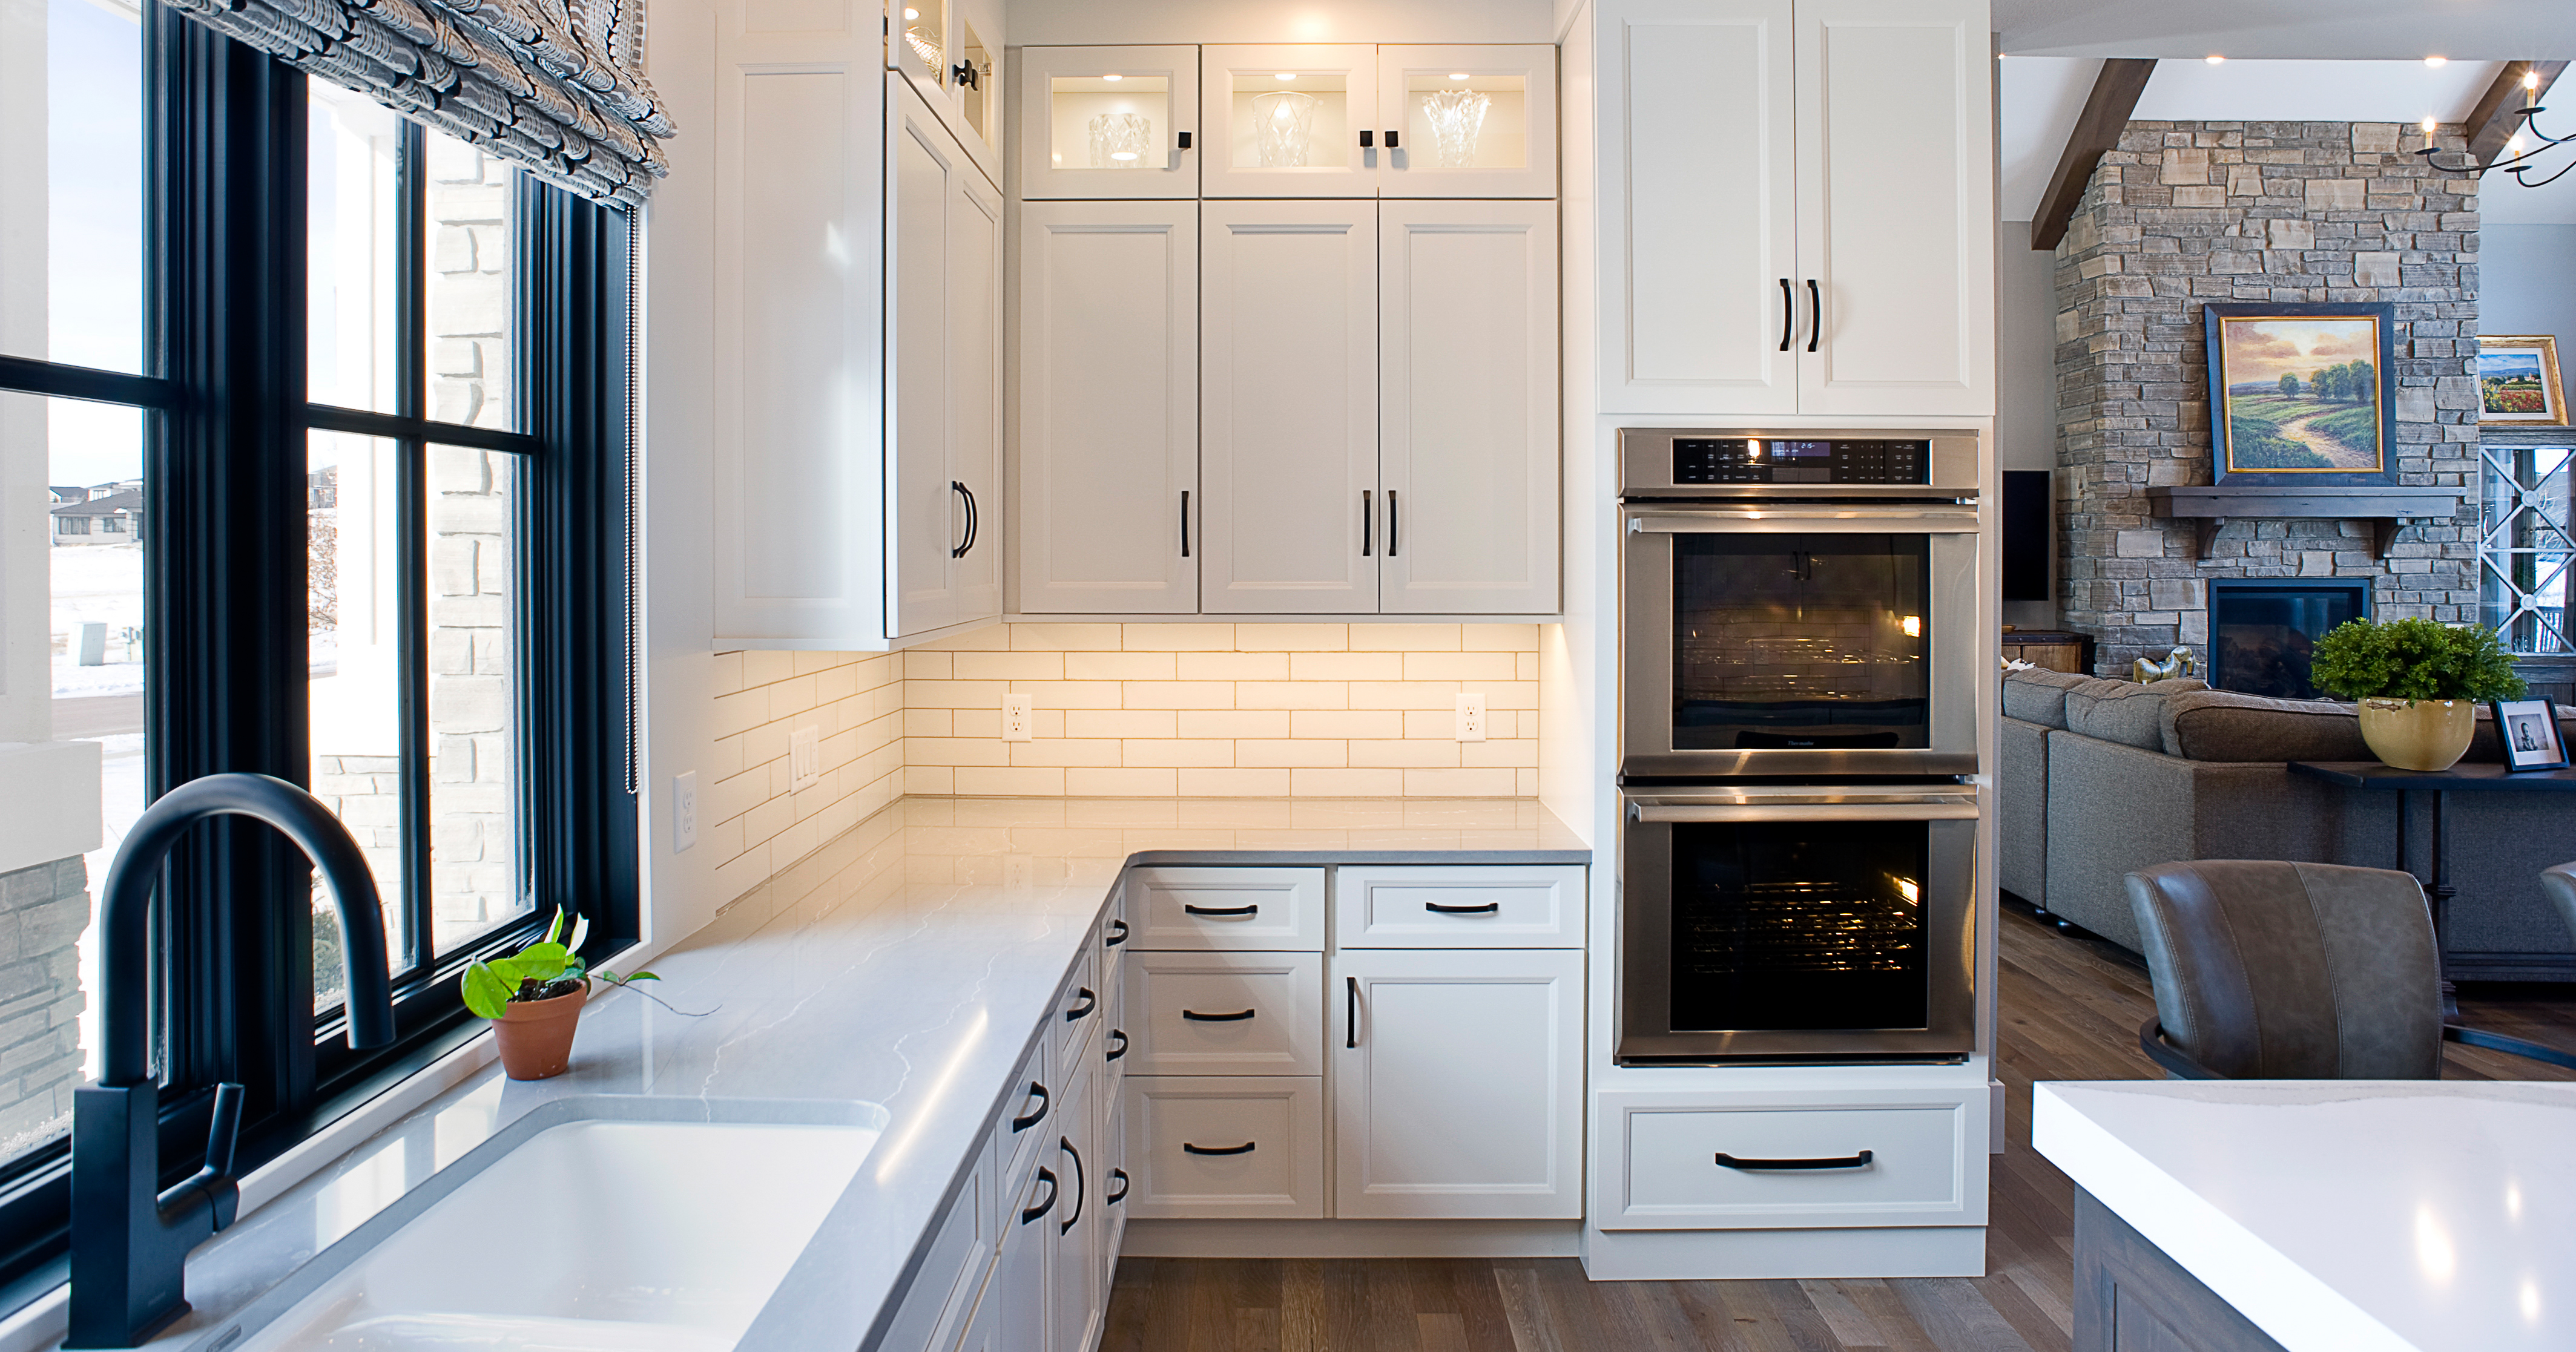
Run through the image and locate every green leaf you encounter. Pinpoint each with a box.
[462,962,515,1019]
[512,942,572,983]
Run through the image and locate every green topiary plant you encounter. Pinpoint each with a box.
[2308,616,2527,703]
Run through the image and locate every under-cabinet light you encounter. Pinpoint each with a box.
[2425,55,2448,67]
[1102,72,1122,81]
[2205,54,2225,64]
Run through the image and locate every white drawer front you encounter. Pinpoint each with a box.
[1333,864,1585,947]
[1603,1091,1983,1230]
[1124,1075,1324,1219]
[1127,866,1326,950]
[997,1036,1055,1194]
[1054,946,1104,1065]
[1126,950,1324,1076]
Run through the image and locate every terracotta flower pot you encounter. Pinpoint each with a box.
[492,980,588,1080]
[2357,697,2476,772]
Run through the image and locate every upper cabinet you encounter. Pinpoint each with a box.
[1019,45,1556,201]
[1018,45,1202,200]
[1595,0,1991,417]
[886,0,1004,185]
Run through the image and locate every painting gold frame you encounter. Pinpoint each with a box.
[2477,335,2569,426]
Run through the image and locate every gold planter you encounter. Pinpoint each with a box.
[2357,698,2476,772]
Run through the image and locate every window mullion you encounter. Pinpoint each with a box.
[395,122,434,976]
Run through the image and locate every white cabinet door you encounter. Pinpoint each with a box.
[1201,45,1380,199]
[993,1157,1056,1351]
[890,76,967,637]
[1015,202,1198,614]
[888,0,1003,189]
[711,25,889,648]
[949,158,1004,626]
[1793,0,1992,416]
[1596,0,1796,416]
[1330,948,1583,1219]
[1049,1042,1100,1352]
[1201,202,1379,614]
[1018,45,1200,200]
[1376,45,1557,199]
[1378,202,1558,615]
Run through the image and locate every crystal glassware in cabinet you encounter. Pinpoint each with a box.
[1201,45,1377,198]
[1018,45,1199,200]
[1377,45,1557,199]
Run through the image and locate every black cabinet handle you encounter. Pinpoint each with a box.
[1107,1168,1130,1204]
[1425,901,1500,914]
[1105,917,1130,947]
[1384,129,1400,148]
[1183,903,1257,917]
[1777,278,1794,352]
[1010,1080,1050,1132]
[1060,1135,1085,1234]
[1345,974,1359,1049]
[1064,986,1097,1022]
[963,484,978,554]
[1714,1149,1874,1171]
[950,482,971,558]
[1107,1028,1129,1062]
[1360,130,1374,148]
[1020,1167,1059,1224]
[1179,491,1190,558]
[1182,1141,1256,1156]
[1360,490,1372,556]
[952,61,980,89]
[1805,278,1821,353]
[1177,130,1192,149]
[1181,1008,1255,1022]
[1386,490,1398,557]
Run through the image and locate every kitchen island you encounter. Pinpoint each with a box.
[30,798,1582,1352]
[2034,1079,2576,1352]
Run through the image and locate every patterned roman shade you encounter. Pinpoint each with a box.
[164,0,671,206]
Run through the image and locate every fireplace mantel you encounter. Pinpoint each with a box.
[2145,485,2466,561]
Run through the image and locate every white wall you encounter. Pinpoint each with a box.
[1997,220,2057,629]
[2482,223,2576,350]
[1006,0,1553,45]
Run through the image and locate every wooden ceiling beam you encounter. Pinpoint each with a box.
[2467,59,2568,164]
[2031,58,2159,252]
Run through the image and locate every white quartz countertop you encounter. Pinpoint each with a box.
[2034,1078,2576,1352]
[84,796,1583,1352]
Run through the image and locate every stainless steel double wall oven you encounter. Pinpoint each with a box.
[1618,429,1982,1064]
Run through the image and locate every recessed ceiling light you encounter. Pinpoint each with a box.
[902,7,916,17]
[2205,54,2225,65]
[1448,72,1470,80]
[1276,73,1297,80]
[2425,55,2448,67]
[1102,73,1122,81]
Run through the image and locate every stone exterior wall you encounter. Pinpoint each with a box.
[0,858,88,1158]
[2052,120,2482,677]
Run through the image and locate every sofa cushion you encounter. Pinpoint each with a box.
[2160,689,2373,762]
[2001,668,2093,729]
[2064,677,2203,750]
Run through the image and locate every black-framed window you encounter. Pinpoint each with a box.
[0,1,636,1301]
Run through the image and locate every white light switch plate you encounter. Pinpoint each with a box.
[1456,694,1486,742]
[672,771,697,853]
[1003,694,1035,742]
[790,725,822,791]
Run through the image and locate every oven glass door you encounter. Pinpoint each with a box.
[1669,818,1928,1032]
[1672,533,1929,751]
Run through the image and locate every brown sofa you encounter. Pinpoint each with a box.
[2000,668,2576,980]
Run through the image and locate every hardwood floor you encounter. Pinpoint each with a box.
[1099,905,2576,1352]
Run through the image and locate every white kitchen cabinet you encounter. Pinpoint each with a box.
[886,0,1003,186]
[1330,948,1584,1219]
[1201,44,1379,199]
[1125,950,1326,1077]
[1014,202,1199,614]
[1018,45,1200,200]
[1124,1075,1327,1219]
[1377,45,1558,199]
[1598,1088,1988,1231]
[1332,864,1586,947]
[991,1154,1056,1348]
[1049,1032,1103,1352]
[1592,0,1990,418]
[1125,866,1326,951]
[1377,201,1559,614]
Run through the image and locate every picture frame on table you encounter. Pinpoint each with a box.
[2202,302,2397,487]
[2476,335,2569,426]
[2492,698,2570,772]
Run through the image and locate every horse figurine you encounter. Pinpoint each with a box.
[2132,646,2199,683]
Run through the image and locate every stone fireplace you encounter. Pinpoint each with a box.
[2052,119,2482,678]
[2205,577,2370,698]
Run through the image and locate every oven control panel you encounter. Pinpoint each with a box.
[1670,438,1930,485]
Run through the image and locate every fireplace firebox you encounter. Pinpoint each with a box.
[2207,579,2372,699]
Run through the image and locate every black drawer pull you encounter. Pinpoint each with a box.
[1425,901,1500,914]
[1181,1008,1256,1022]
[1346,974,1359,1048]
[1183,903,1258,917]
[1064,986,1097,1021]
[1182,1141,1256,1157]
[1020,1167,1059,1224]
[1107,1168,1130,1204]
[1060,1136,1086,1235]
[1714,1149,1874,1171]
[1176,130,1192,150]
[1010,1080,1050,1132]
[1105,917,1130,947]
[1107,1028,1129,1061]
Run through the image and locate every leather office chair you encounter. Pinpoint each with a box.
[2124,859,2576,1079]
[2541,861,2576,947]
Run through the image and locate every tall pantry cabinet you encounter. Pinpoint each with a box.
[1013,45,1563,617]
[1595,0,1992,418]
[709,0,1006,649]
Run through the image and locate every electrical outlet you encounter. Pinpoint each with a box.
[790,725,822,792]
[672,771,698,853]
[1456,694,1487,743]
[1002,693,1035,742]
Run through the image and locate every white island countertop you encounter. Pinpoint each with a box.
[59,796,1583,1352]
[2034,1078,2576,1352]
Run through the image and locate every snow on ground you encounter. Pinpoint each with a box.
[50,543,145,697]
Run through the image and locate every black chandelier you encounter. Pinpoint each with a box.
[2420,68,2572,188]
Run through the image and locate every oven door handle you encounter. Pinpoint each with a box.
[1629,799,1978,824]
[1627,508,1979,534]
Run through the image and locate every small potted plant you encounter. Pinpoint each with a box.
[2310,616,2526,771]
[463,910,659,1080]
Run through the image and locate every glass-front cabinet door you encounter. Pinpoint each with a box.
[886,0,1002,183]
[1201,44,1379,199]
[1377,45,1556,199]
[1018,45,1201,199]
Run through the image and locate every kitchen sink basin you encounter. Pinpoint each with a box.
[202,1097,885,1352]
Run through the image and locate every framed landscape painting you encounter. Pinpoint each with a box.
[2477,335,2568,425]
[2202,303,2397,486]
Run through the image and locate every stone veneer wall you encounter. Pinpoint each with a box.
[2053,120,2483,677]
[0,858,88,1158]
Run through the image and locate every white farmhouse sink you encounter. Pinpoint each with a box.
[212,1103,882,1352]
